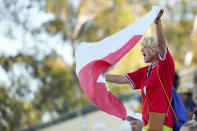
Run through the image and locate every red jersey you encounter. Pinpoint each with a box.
[125,47,174,128]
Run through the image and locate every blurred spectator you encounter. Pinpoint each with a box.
[174,72,180,90]
[93,123,106,131]
[192,109,197,121]
[180,88,196,120]
[126,112,143,131]
[180,120,197,131]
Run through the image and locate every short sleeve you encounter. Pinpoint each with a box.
[158,46,174,70]
[124,67,146,90]
[159,46,167,61]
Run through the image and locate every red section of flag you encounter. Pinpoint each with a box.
[78,35,142,120]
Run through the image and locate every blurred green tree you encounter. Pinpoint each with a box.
[0,52,78,130]
[33,52,84,116]
[0,85,41,131]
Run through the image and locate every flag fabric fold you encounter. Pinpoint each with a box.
[75,6,161,120]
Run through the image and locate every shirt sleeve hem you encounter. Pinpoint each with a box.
[159,46,167,61]
[124,74,135,89]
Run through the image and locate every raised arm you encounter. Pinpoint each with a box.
[154,9,166,58]
[105,74,128,84]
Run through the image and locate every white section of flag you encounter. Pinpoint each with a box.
[75,6,161,74]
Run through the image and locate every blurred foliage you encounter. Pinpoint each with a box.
[33,53,89,115]
[0,85,42,131]
[0,52,80,130]
[79,1,135,42]
[0,71,42,130]
[0,0,197,130]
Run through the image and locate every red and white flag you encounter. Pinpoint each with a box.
[75,6,161,120]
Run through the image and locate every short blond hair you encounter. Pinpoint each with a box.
[141,36,158,57]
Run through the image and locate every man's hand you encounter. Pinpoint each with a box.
[154,9,164,24]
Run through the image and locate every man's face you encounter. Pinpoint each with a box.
[130,118,143,131]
